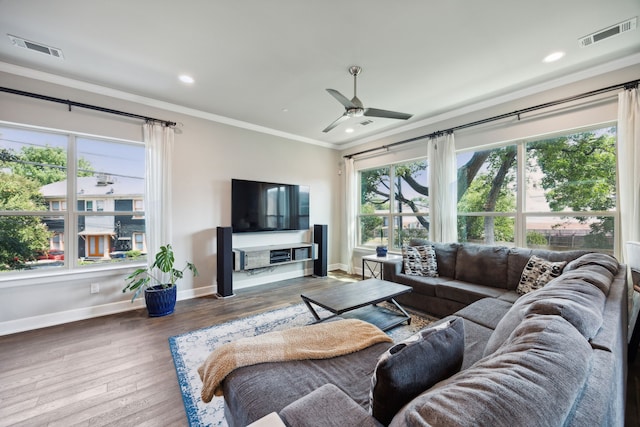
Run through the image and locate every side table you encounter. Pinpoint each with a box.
[362,253,402,280]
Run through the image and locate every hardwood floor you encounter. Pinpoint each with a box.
[1,271,638,427]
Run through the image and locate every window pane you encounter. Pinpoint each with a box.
[1,127,68,211]
[360,166,390,215]
[457,146,517,214]
[458,215,515,245]
[0,215,64,272]
[394,215,429,249]
[393,160,429,214]
[359,215,387,248]
[525,127,617,213]
[526,216,614,254]
[78,215,146,265]
[76,138,145,265]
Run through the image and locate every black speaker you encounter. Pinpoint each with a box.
[216,226,234,298]
[313,224,328,277]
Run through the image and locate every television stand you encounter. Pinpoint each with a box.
[232,243,317,271]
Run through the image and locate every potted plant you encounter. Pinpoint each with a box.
[122,244,198,317]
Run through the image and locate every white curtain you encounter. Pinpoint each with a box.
[143,122,174,265]
[345,158,357,273]
[428,132,458,243]
[617,88,640,263]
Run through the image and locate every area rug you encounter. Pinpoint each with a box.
[169,303,435,427]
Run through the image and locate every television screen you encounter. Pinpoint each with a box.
[231,179,310,233]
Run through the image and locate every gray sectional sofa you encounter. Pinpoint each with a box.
[220,243,628,426]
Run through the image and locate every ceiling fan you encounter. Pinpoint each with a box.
[323,66,413,133]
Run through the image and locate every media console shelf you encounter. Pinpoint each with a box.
[232,243,317,271]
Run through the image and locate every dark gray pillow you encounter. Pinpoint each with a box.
[370,317,464,426]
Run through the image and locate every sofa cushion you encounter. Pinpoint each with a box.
[559,265,613,295]
[516,255,567,295]
[454,298,513,330]
[564,253,619,275]
[410,240,460,278]
[390,315,592,427]
[280,383,383,427]
[484,276,606,356]
[507,248,588,290]
[435,280,508,305]
[455,244,509,289]
[402,245,438,277]
[370,317,464,426]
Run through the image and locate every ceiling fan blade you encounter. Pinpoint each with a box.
[322,114,350,133]
[364,108,413,120]
[326,89,356,109]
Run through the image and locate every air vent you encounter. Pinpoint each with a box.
[360,120,374,126]
[579,17,637,47]
[7,34,64,59]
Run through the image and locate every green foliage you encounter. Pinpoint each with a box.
[526,231,548,246]
[360,204,384,245]
[528,130,616,212]
[3,145,94,186]
[0,173,51,270]
[126,250,142,258]
[122,244,198,302]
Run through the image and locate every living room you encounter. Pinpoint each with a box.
[1,1,640,426]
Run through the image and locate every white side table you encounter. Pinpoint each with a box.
[362,253,402,280]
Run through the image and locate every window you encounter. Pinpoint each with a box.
[358,160,429,250]
[0,124,146,274]
[456,125,617,253]
[457,145,517,245]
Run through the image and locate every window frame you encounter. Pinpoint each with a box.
[0,122,147,283]
[354,122,619,255]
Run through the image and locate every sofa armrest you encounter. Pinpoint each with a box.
[279,383,382,427]
[381,257,403,282]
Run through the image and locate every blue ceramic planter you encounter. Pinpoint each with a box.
[144,285,177,317]
[376,246,388,257]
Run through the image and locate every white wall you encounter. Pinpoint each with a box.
[0,71,342,335]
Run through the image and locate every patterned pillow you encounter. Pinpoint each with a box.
[402,245,438,277]
[517,255,567,295]
[369,317,464,425]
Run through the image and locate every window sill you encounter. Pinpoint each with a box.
[0,262,146,289]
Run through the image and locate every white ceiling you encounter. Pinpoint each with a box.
[1,0,639,149]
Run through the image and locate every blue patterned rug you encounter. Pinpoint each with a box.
[169,303,435,427]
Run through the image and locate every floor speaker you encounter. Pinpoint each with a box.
[313,224,328,277]
[216,226,235,298]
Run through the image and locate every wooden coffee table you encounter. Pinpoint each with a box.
[300,278,412,331]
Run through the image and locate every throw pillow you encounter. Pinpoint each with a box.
[516,255,566,295]
[370,317,464,426]
[402,245,438,277]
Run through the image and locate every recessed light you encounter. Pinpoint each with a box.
[345,128,354,133]
[178,74,195,84]
[543,51,565,63]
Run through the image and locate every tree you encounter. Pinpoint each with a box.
[528,129,616,247]
[0,173,51,269]
[5,145,94,186]
[0,145,94,269]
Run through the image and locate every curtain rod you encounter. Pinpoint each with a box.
[0,87,177,127]
[344,78,640,159]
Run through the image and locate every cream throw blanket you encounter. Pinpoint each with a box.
[198,318,392,402]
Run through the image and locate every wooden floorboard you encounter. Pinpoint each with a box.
[0,271,638,427]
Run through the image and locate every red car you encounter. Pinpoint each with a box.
[37,250,65,261]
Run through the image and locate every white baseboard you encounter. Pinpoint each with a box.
[0,267,345,336]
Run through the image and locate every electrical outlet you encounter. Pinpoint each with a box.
[90,283,100,294]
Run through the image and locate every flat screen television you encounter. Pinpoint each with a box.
[231,179,310,233]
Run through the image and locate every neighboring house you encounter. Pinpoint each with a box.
[39,174,146,259]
